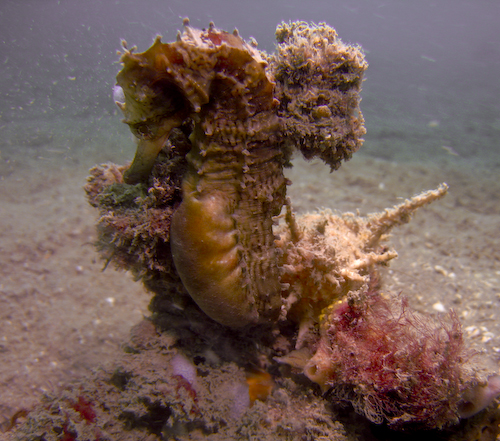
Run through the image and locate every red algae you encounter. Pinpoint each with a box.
[306,293,471,429]
[71,396,97,423]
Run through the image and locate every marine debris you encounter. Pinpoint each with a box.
[14,19,499,438]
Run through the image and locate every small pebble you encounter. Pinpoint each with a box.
[465,326,481,338]
[482,333,495,344]
[432,302,446,312]
[434,265,447,276]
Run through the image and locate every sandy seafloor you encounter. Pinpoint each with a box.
[1,1,500,439]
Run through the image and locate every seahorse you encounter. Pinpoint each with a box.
[116,19,288,327]
[114,20,367,327]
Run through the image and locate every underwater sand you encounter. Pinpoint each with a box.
[0,111,499,438]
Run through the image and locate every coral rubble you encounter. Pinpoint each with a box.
[11,20,499,439]
[272,21,366,169]
[9,321,351,441]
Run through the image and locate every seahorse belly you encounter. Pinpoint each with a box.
[170,175,258,327]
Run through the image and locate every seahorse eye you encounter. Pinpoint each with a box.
[130,122,155,140]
